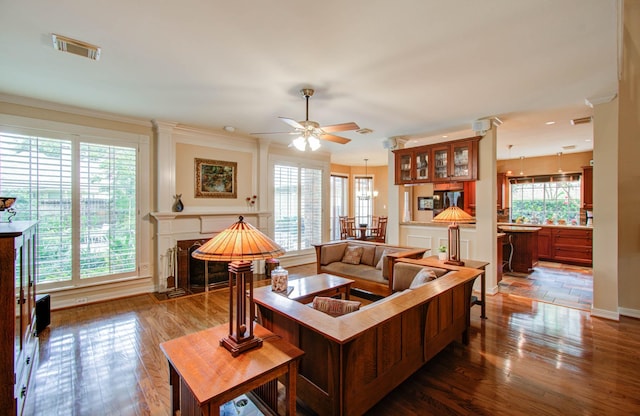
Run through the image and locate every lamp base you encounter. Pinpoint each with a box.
[220,335,263,357]
[445,259,465,266]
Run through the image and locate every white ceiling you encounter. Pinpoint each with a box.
[0,0,618,166]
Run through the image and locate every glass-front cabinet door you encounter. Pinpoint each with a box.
[414,149,429,181]
[450,140,476,180]
[395,150,413,184]
[432,146,450,181]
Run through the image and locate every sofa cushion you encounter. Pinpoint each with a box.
[312,296,361,317]
[322,262,385,283]
[342,246,364,264]
[409,268,438,289]
[392,262,451,291]
[321,243,347,265]
[359,244,377,266]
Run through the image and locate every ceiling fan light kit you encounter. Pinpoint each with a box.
[255,88,359,151]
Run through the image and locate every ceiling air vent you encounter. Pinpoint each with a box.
[571,116,592,125]
[356,128,373,134]
[52,34,101,60]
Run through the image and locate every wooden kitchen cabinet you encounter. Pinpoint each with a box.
[581,165,593,209]
[394,147,430,184]
[537,227,552,258]
[393,136,481,185]
[432,137,480,182]
[497,172,506,209]
[552,228,593,265]
[1,221,38,416]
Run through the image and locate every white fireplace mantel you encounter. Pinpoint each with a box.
[150,210,271,292]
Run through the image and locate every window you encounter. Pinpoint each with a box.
[354,176,373,225]
[330,174,348,240]
[510,174,581,224]
[273,163,322,252]
[0,129,140,286]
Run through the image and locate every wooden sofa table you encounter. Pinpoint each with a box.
[160,323,304,416]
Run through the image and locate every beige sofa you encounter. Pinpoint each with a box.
[313,240,430,295]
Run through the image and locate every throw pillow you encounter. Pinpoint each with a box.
[409,268,438,289]
[342,246,364,265]
[312,296,361,317]
[321,243,347,265]
[375,248,394,270]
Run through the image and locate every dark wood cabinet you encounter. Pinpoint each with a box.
[551,228,592,265]
[497,172,506,210]
[581,165,593,209]
[534,226,592,266]
[463,180,476,216]
[393,136,480,185]
[1,221,38,416]
[431,138,480,182]
[537,227,552,259]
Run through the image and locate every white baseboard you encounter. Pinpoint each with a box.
[42,277,155,310]
[618,307,640,319]
[590,307,620,321]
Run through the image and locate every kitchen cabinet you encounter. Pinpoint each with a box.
[551,228,592,265]
[393,147,430,184]
[581,166,593,209]
[519,225,593,266]
[497,172,506,210]
[1,221,38,415]
[432,137,480,182]
[393,136,481,185]
[537,227,552,258]
[498,226,540,274]
[463,180,476,216]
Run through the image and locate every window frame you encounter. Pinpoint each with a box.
[0,114,151,290]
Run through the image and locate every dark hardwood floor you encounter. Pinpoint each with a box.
[25,264,640,415]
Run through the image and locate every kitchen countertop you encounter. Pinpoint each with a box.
[499,225,541,232]
[497,222,593,230]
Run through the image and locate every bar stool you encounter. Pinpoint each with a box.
[502,234,514,273]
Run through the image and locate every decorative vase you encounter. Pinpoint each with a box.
[173,194,184,212]
[438,252,447,261]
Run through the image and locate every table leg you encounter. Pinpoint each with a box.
[286,360,298,416]
[480,271,486,319]
[168,361,180,414]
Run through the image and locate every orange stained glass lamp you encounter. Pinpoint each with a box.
[191,216,285,356]
[432,206,475,266]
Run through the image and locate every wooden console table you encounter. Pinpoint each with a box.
[160,323,304,416]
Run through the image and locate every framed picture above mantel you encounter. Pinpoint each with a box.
[194,158,237,198]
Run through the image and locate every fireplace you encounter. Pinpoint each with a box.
[176,239,229,292]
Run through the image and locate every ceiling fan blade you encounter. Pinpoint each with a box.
[320,122,360,133]
[319,133,351,144]
[279,117,304,129]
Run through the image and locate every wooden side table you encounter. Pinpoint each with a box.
[160,323,304,416]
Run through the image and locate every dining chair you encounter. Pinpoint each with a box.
[345,217,358,239]
[339,216,349,240]
[368,216,387,243]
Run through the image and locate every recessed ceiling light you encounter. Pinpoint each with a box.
[585,139,592,142]
[545,121,555,125]
[442,135,448,138]
[223,126,235,132]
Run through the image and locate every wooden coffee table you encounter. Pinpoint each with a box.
[274,273,355,305]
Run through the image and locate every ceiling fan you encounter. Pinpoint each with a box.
[254,88,359,151]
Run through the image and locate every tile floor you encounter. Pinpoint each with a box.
[498,261,593,311]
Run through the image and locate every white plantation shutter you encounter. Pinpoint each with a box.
[79,143,137,278]
[274,164,322,252]
[330,174,348,240]
[0,131,137,284]
[0,134,73,282]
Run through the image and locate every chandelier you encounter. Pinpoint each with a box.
[357,159,378,200]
